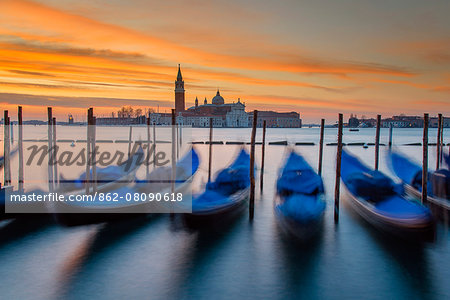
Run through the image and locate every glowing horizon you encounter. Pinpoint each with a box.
[0,0,449,123]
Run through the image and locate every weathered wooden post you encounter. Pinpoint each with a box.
[153,122,156,169]
[375,114,381,170]
[422,113,429,204]
[208,118,213,182]
[85,108,92,194]
[127,125,133,158]
[176,123,179,161]
[436,113,442,170]
[440,116,444,164]
[388,123,393,149]
[18,106,24,192]
[47,107,54,192]
[171,109,176,194]
[52,117,58,188]
[3,110,11,186]
[146,117,151,178]
[260,120,266,192]
[318,119,325,176]
[10,122,13,144]
[334,113,343,223]
[249,110,258,220]
[92,116,97,193]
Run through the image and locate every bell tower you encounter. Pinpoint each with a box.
[175,64,185,113]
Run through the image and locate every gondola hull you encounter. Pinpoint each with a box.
[388,150,450,224]
[274,195,324,240]
[183,188,249,228]
[344,185,435,241]
[404,184,450,225]
[51,173,194,226]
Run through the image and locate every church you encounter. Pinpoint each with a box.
[149,65,301,128]
[174,65,249,128]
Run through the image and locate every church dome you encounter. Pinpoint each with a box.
[211,90,224,105]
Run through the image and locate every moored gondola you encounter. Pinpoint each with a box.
[274,150,326,240]
[341,149,435,241]
[50,147,199,226]
[183,148,251,228]
[387,150,449,224]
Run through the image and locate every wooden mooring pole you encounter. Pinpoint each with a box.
[92,116,97,193]
[171,109,176,194]
[249,110,258,220]
[436,113,442,170]
[260,120,266,192]
[153,122,156,169]
[52,117,58,188]
[375,114,381,170]
[388,123,393,149]
[334,113,343,223]
[422,113,429,204]
[18,106,24,192]
[127,125,133,158]
[3,110,11,186]
[146,117,151,178]
[318,119,325,176]
[47,107,54,192]
[208,118,213,182]
[85,108,92,194]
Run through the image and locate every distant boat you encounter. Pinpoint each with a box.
[70,141,75,147]
[349,128,359,132]
[274,150,326,240]
[388,150,449,224]
[184,148,251,228]
[341,149,435,241]
[363,143,369,149]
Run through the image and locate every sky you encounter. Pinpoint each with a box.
[0,0,449,123]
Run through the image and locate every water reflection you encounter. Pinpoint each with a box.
[0,216,52,246]
[57,216,159,298]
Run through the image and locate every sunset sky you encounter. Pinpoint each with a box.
[0,0,449,122]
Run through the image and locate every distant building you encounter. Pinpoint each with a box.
[348,114,359,128]
[96,116,146,125]
[381,115,423,128]
[248,111,301,128]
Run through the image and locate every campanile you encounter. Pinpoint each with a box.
[174,64,185,113]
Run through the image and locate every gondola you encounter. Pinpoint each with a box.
[387,150,449,223]
[274,150,326,240]
[184,148,251,228]
[341,149,435,241]
[51,147,199,226]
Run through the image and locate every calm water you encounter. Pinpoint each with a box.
[0,127,449,300]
